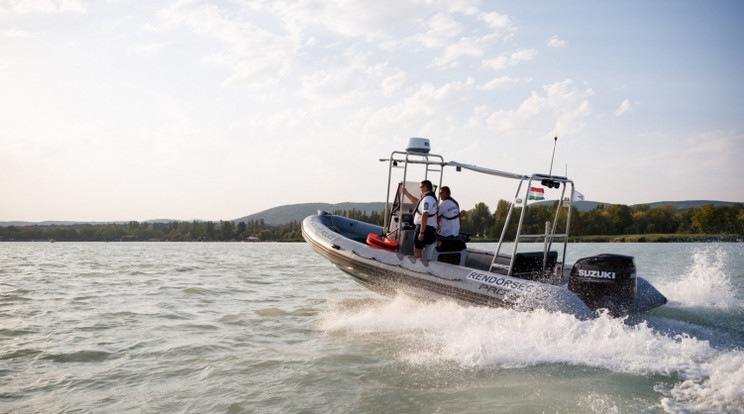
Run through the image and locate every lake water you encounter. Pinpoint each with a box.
[1,242,742,413]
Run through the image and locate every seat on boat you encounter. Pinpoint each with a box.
[399,212,414,229]
[494,251,558,279]
[434,234,469,265]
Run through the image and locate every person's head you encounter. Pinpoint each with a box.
[419,180,433,194]
[439,186,451,200]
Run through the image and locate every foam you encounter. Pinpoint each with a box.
[319,295,744,412]
[659,350,744,414]
[657,246,740,309]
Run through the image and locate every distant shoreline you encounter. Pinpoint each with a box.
[2,234,740,243]
[472,234,742,243]
[571,234,742,243]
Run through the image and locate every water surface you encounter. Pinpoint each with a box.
[1,242,742,413]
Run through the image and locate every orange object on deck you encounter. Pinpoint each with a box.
[366,233,398,252]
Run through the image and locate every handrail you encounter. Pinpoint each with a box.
[519,233,570,239]
[447,161,526,180]
[488,174,575,278]
[382,150,444,236]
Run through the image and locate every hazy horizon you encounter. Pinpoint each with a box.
[1,199,738,225]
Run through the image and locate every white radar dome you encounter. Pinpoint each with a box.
[406,137,431,153]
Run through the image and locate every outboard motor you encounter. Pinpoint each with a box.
[568,254,637,315]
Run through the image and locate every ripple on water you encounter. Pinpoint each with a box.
[1,348,44,360]
[218,313,252,325]
[0,328,38,338]
[41,350,114,363]
[255,307,289,317]
[182,287,214,295]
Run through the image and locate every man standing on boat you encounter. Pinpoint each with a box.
[437,186,460,237]
[402,180,438,258]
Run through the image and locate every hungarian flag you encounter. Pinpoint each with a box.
[528,187,545,200]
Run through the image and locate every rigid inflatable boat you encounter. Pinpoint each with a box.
[301,138,667,318]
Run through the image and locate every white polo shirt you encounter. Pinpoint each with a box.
[414,192,438,228]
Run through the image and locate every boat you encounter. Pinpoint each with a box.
[301,138,667,319]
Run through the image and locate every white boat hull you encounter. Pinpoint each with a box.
[303,212,668,319]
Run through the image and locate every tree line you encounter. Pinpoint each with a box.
[0,203,741,242]
[463,201,743,240]
[0,219,303,242]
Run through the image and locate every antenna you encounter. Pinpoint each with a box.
[548,136,558,176]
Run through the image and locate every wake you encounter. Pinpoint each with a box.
[319,294,744,413]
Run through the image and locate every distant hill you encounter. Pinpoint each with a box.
[234,200,738,225]
[233,202,386,225]
[1,200,737,227]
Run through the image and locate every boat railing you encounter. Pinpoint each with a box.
[519,232,570,239]
[490,174,574,278]
[380,145,574,280]
[382,149,445,236]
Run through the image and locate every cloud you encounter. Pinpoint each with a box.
[3,27,30,37]
[482,48,537,71]
[478,11,511,29]
[271,0,439,41]
[509,49,537,64]
[128,42,169,57]
[477,10,517,42]
[483,56,508,70]
[0,0,86,14]
[345,78,478,138]
[547,35,566,48]
[485,79,594,137]
[155,1,515,86]
[430,34,498,68]
[297,50,372,105]
[615,99,632,116]
[688,130,743,156]
[479,76,531,90]
[156,0,523,83]
[413,12,462,48]
[421,11,517,68]
[374,65,407,97]
[158,0,300,88]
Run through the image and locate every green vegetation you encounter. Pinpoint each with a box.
[1,203,741,242]
[0,219,302,242]
[456,201,743,242]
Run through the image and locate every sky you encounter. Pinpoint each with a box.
[1,0,743,222]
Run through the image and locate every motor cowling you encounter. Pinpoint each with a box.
[568,254,637,315]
